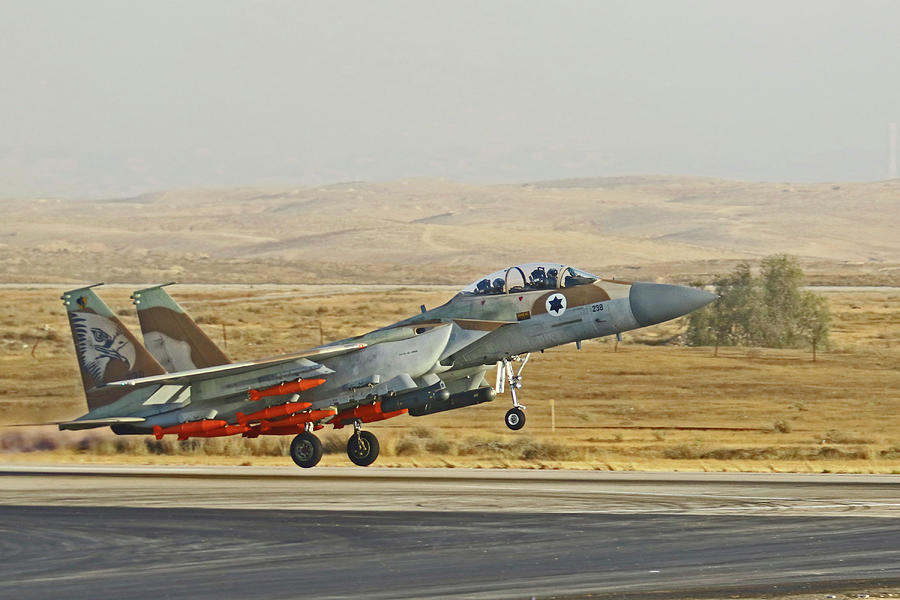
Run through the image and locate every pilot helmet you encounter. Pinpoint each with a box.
[491,277,505,292]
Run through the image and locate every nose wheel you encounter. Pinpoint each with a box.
[496,354,530,430]
[504,407,526,431]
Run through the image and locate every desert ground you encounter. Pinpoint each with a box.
[2,283,898,472]
[3,176,899,286]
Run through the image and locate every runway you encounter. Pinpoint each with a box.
[2,466,899,599]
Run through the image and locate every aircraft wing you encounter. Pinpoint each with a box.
[98,341,365,389]
[56,417,147,430]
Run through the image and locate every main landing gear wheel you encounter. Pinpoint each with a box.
[505,407,526,431]
[347,430,380,467]
[290,432,323,468]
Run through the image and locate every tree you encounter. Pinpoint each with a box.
[685,255,829,356]
[759,254,806,347]
[685,262,759,347]
[797,292,831,361]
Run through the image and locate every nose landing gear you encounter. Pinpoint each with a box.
[496,353,530,430]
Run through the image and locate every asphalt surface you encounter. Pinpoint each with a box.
[2,466,899,599]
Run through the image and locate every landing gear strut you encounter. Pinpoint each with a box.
[346,421,380,466]
[496,354,530,430]
[290,431,323,468]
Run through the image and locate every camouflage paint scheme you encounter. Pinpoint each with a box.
[132,284,230,372]
[57,263,716,468]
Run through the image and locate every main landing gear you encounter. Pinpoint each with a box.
[347,427,380,467]
[289,421,381,468]
[290,431,323,468]
[347,421,381,467]
[496,354,530,431]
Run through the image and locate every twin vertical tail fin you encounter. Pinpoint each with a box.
[62,284,166,410]
[131,283,231,372]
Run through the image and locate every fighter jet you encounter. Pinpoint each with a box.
[57,263,716,468]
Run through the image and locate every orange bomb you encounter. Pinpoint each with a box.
[248,378,326,402]
[236,401,312,426]
[153,419,228,440]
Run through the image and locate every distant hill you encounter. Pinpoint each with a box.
[2,176,899,285]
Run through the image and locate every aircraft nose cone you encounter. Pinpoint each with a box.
[629,283,717,327]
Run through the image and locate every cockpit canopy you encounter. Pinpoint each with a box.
[459,262,599,296]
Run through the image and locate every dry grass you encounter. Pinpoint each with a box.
[1,286,899,473]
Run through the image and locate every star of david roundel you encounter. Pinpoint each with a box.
[546,293,567,316]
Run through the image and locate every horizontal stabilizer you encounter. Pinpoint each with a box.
[58,417,147,431]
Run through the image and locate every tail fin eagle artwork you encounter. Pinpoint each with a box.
[63,284,166,411]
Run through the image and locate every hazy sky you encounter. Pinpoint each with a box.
[2,0,899,197]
